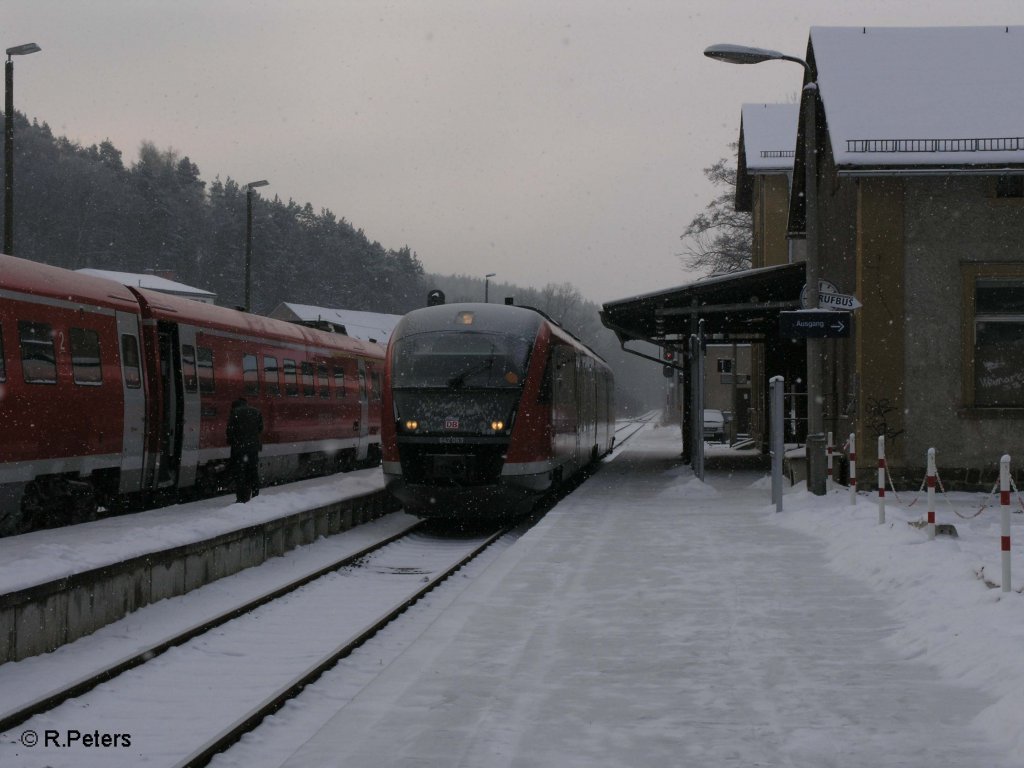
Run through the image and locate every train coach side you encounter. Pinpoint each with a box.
[0,253,385,534]
[0,255,147,531]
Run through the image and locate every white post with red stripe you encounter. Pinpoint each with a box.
[926,448,936,541]
[827,431,834,490]
[848,433,857,505]
[877,436,886,525]
[1001,455,1011,593]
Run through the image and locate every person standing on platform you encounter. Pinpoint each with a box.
[227,397,264,503]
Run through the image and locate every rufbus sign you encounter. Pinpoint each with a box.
[779,310,852,338]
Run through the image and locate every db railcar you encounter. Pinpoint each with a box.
[381,303,614,520]
[0,254,383,533]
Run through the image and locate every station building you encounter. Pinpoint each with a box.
[603,25,1024,489]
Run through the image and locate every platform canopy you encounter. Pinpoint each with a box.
[600,262,806,346]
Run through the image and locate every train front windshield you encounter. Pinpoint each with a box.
[392,332,532,390]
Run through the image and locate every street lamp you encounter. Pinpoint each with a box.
[4,42,40,256]
[704,41,825,490]
[484,272,496,303]
[244,179,269,312]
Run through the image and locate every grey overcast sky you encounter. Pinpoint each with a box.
[4,1,1021,303]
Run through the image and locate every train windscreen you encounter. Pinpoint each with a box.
[392,331,532,390]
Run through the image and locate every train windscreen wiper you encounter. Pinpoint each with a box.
[447,356,495,389]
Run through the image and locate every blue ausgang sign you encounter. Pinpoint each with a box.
[779,311,852,338]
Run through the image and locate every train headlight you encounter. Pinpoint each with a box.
[490,420,504,432]
[404,419,419,431]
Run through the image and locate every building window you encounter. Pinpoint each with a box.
[994,175,1024,199]
[963,264,1024,408]
[19,321,57,384]
[70,328,103,385]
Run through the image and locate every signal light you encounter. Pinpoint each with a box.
[663,348,675,362]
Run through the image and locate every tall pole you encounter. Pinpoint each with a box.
[244,188,253,311]
[804,81,823,439]
[243,179,269,312]
[3,43,40,257]
[703,42,825,493]
[4,57,13,255]
[484,272,496,303]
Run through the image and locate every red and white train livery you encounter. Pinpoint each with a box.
[0,254,383,533]
[382,302,614,520]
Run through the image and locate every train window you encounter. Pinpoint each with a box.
[181,345,198,393]
[19,321,57,384]
[121,335,142,389]
[301,361,315,396]
[283,358,298,396]
[333,366,345,398]
[243,354,259,396]
[70,327,103,385]
[197,346,215,394]
[0,323,6,382]
[318,362,329,398]
[263,356,281,396]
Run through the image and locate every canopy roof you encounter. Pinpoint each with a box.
[600,262,805,346]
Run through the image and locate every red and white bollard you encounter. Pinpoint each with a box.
[877,436,886,525]
[926,448,936,541]
[848,433,857,506]
[827,431,834,490]
[1001,455,1011,593]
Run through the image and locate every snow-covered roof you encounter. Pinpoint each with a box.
[812,26,1024,169]
[76,268,216,302]
[741,103,799,172]
[270,302,402,344]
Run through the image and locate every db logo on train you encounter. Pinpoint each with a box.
[444,419,460,430]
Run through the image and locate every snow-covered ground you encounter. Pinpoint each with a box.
[0,467,385,593]
[4,422,1024,766]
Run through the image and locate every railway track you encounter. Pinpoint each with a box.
[0,414,655,766]
[0,522,508,767]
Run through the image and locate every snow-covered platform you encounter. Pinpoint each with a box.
[259,424,1024,768]
[0,468,394,664]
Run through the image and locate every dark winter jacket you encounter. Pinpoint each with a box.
[227,399,264,455]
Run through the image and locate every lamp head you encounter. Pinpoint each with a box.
[703,43,786,65]
[246,179,269,190]
[6,43,41,58]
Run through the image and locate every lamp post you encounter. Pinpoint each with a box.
[704,42,826,491]
[4,42,40,256]
[244,179,269,311]
[484,272,496,303]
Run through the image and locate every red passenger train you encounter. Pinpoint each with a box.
[382,302,615,521]
[0,254,384,534]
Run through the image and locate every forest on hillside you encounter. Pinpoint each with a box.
[4,113,427,314]
[3,112,663,413]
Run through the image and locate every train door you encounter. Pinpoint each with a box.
[356,359,370,461]
[155,322,201,489]
[116,311,146,494]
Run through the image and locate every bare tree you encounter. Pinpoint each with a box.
[680,149,752,275]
